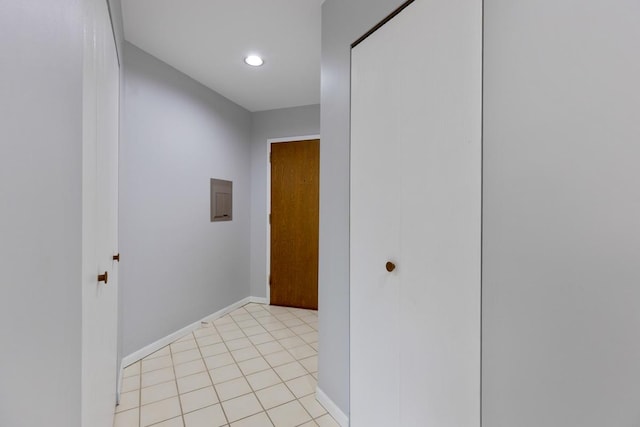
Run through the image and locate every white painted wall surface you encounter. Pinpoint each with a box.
[483,0,640,425]
[249,105,320,298]
[120,43,252,357]
[0,1,84,426]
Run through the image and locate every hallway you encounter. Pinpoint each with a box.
[114,303,337,427]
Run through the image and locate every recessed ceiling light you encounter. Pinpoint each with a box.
[244,55,264,67]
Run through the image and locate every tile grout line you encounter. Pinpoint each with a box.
[223,305,278,426]
[169,337,187,427]
[243,304,321,425]
[195,321,231,426]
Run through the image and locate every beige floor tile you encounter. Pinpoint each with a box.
[299,355,318,373]
[255,383,295,410]
[210,364,243,384]
[141,380,178,405]
[194,325,218,338]
[287,345,316,361]
[256,316,281,325]
[217,323,241,332]
[290,324,314,335]
[298,421,319,427]
[282,318,305,328]
[236,319,260,329]
[123,361,140,378]
[238,357,270,376]
[248,333,275,345]
[285,375,316,398]
[225,337,253,351]
[121,375,140,393]
[221,393,263,423]
[250,310,271,319]
[267,400,312,427]
[200,342,228,357]
[140,396,181,426]
[274,361,307,382]
[231,346,261,362]
[176,333,195,343]
[180,386,219,414]
[197,334,223,347]
[299,332,318,344]
[230,411,274,427]
[231,313,253,323]
[152,416,185,427]
[274,313,296,321]
[243,325,268,336]
[172,349,202,365]
[264,351,295,368]
[278,337,305,350]
[220,330,246,341]
[183,403,227,427]
[262,322,288,332]
[298,395,327,419]
[144,346,171,360]
[116,390,140,413]
[269,329,295,340]
[315,414,340,427]
[142,355,173,373]
[213,316,234,325]
[142,367,175,388]
[113,407,139,427]
[256,341,285,356]
[176,372,212,394]
[214,376,252,401]
[309,342,319,351]
[205,352,236,370]
[231,310,252,323]
[245,369,281,391]
[175,359,206,378]
[171,340,198,354]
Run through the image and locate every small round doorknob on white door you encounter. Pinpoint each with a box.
[97,271,108,284]
[386,262,396,272]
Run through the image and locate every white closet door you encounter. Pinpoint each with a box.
[350,1,481,426]
[82,0,120,425]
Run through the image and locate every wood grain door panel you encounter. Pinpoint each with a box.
[270,139,319,309]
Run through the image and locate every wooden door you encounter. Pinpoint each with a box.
[350,0,481,425]
[82,0,120,425]
[270,139,320,309]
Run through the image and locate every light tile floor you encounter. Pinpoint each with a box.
[114,303,339,427]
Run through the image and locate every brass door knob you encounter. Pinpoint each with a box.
[386,262,396,272]
[113,253,120,262]
[98,271,108,284]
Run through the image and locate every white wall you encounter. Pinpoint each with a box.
[483,1,640,425]
[320,0,406,415]
[249,105,320,298]
[0,1,84,426]
[120,43,252,357]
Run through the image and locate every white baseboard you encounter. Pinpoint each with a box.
[316,387,349,427]
[248,296,268,305]
[117,296,268,398]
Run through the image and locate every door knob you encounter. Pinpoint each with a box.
[113,253,120,262]
[98,271,108,284]
[386,262,396,272]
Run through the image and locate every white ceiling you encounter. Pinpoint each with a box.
[122,0,322,112]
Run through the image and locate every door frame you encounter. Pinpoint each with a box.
[266,134,321,304]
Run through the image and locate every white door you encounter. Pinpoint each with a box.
[350,0,482,426]
[82,0,120,425]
